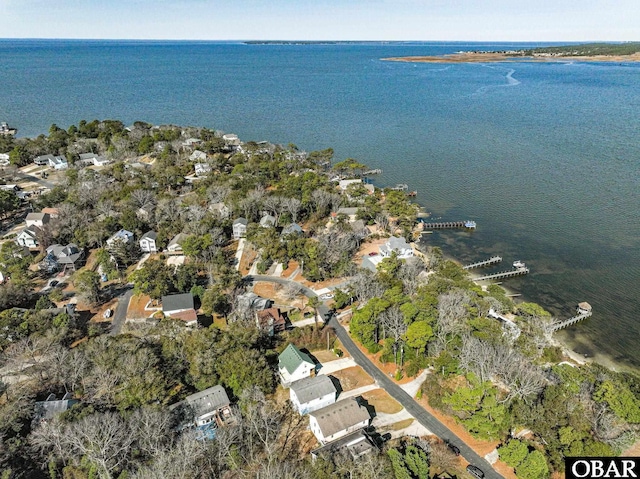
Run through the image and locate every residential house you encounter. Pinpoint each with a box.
[209,202,230,219]
[333,207,358,222]
[48,155,68,170]
[16,227,39,249]
[360,254,383,273]
[194,163,211,177]
[79,152,110,166]
[256,307,286,336]
[181,138,201,149]
[338,179,362,191]
[41,207,59,218]
[308,399,371,445]
[236,292,271,312]
[281,223,304,237]
[167,233,186,254]
[232,218,248,239]
[259,214,276,228]
[44,243,84,272]
[278,343,315,387]
[139,231,158,253]
[106,229,134,247]
[162,292,198,326]
[350,219,369,240]
[25,212,50,229]
[379,236,414,259]
[33,154,55,166]
[32,393,79,427]
[311,429,377,461]
[289,375,337,415]
[222,133,240,148]
[169,385,234,439]
[189,150,208,162]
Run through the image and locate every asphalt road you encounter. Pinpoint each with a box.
[246,274,503,479]
[109,287,133,336]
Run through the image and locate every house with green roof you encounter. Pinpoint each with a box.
[278,343,316,387]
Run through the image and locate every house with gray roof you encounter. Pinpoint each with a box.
[311,429,377,461]
[33,393,79,427]
[209,202,230,219]
[25,212,50,229]
[278,343,316,387]
[259,214,276,228]
[15,227,39,249]
[308,399,371,445]
[44,243,84,272]
[281,223,304,237]
[139,231,158,253]
[189,150,208,162]
[232,217,248,239]
[106,229,134,247]
[290,375,337,415]
[169,385,234,439]
[162,292,197,326]
[167,233,186,254]
[379,236,414,259]
[79,152,110,166]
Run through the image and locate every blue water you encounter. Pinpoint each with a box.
[1,40,639,368]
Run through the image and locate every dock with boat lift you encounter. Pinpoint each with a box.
[463,256,502,270]
[551,302,593,332]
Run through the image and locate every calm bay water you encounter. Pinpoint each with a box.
[1,40,639,369]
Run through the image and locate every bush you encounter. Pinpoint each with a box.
[405,360,421,378]
[333,348,344,357]
[395,369,404,381]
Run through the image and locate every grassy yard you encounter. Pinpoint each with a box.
[361,389,403,414]
[330,366,374,391]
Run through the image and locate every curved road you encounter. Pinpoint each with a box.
[246,274,502,479]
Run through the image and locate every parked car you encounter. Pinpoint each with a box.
[319,293,334,300]
[466,465,485,479]
[48,280,59,288]
[103,309,112,319]
[447,443,461,456]
[368,251,378,256]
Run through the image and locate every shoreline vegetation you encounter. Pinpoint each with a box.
[383,41,640,63]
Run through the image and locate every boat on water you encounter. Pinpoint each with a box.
[513,260,526,269]
[406,190,417,197]
[0,122,17,136]
[464,220,477,229]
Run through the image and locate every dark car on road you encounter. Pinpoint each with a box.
[466,464,485,479]
[447,443,461,456]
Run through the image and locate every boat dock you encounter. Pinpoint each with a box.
[419,220,477,230]
[362,168,382,176]
[474,267,529,281]
[551,302,593,332]
[463,256,502,270]
[389,184,408,191]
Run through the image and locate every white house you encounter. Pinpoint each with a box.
[338,179,362,191]
[189,150,208,162]
[139,231,158,253]
[379,236,414,259]
[167,233,186,254]
[289,375,337,415]
[308,399,371,445]
[106,229,134,247]
[33,154,54,166]
[222,133,240,147]
[169,385,234,438]
[162,292,198,326]
[232,218,248,239]
[278,343,315,387]
[259,214,276,228]
[194,163,211,177]
[16,227,39,249]
[48,155,68,170]
[25,212,50,229]
[79,152,110,166]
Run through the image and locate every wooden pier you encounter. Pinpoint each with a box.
[389,184,408,191]
[551,302,593,332]
[419,220,477,230]
[463,256,502,270]
[362,168,382,176]
[474,267,529,281]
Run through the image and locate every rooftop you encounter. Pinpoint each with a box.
[290,375,336,404]
[309,399,370,438]
[170,385,230,419]
[162,292,194,313]
[278,343,314,375]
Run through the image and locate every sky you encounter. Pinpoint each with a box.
[0,0,638,41]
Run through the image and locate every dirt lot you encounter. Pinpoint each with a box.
[310,349,341,363]
[238,241,257,275]
[127,293,153,320]
[361,388,403,414]
[330,366,374,391]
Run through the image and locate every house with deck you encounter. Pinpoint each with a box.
[44,243,84,272]
[16,227,39,249]
[169,385,234,440]
[166,233,186,254]
[139,231,158,253]
[162,292,198,326]
[106,229,134,247]
[289,375,337,415]
[278,343,315,387]
[379,236,414,259]
[232,218,248,239]
[308,399,371,445]
[255,307,286,336]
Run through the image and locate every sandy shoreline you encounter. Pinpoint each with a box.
[383,52,640,64]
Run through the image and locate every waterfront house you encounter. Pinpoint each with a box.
[106,229,134,247]
[232,218,248,239]
[194,163,212,177]
[189,150,208,162]
[338,179,362,191]
[169,385,234,439]
[139,231,158,253]
[379,236,414,259]
[16,227,39,249]
[222,133,241,149]
[289,375,337,415]
[308,399,371,445]
[48,155,68,170]
[255,307,286,336]
[162,292,198,326]
[25,212,50,229]
[278,343,316,387]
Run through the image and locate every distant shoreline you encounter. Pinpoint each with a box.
[383,51,640,63]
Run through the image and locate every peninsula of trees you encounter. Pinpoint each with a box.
[0,120,638,479]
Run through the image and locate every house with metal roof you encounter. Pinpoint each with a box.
[162,292,198,326]
[139,231,158,253]
[259,214,276,228]
[289,375,337,415]
[311,429,377,461]
[106,229,134,247]
[32,393,79,427]
[278,343,316,387]
[308,398,371,445]
[379,236,414,259]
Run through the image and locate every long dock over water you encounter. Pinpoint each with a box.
[419,220,477,230]
[463,256,502,270]
[551,303,593,332]
[474,267,529,281]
